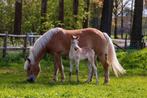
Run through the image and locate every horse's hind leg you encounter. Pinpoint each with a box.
[98,53,110,84]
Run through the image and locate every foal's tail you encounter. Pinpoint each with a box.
[103,33,126,77]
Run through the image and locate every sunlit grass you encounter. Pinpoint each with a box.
[0,67,147,98]
[0,49,147,97]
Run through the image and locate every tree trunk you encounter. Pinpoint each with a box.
[58,0,64,27]
[40,0,48,34]
[130,0,134,33]
[120,0,124,39]
[73,0,79,28]
[130,0,143,49]
[89,1,99,29]
[114,0,118,39]
[41,0,48,18]
[100,0,114,36]
[83,0,90,28]
[14,0,22,35]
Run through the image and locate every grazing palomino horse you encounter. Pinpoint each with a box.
[69,35,98,84]
[24,27,125,84]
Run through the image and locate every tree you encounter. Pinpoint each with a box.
[40,0,48,34]
[41,0,48,18]
[130,0,143,49]
[112,0,130,38]
[73,0,79,28]
[113,0,118,38]
[14,0,22,35]
[58,0,64,27]
[82,0,90,28]
[120,0,124,38]
[89,1,101,29]
[100,0,114,36]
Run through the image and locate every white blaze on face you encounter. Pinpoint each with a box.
[24,60,29,70]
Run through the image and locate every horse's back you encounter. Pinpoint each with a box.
[64,28,107,54]
[46,28,107,55]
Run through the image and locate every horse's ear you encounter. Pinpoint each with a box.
[27,58,31,63]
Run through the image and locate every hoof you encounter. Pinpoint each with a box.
[49,80,56,84]
[61,79,65,83]
[52,79,57,82]
[84,80,90,83]
[27,78,35,83]
[103,82,109,85]
[96,81,99,85]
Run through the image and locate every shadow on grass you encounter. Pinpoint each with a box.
[13,78,100,88]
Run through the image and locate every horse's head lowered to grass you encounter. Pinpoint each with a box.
[24,28,61,82]
[24,48,41,83]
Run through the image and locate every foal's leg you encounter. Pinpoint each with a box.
[75,60,80,82]
[91,61,98,84]
[85,62,92,83]
[69,60,73,82]
[90,55,97,82]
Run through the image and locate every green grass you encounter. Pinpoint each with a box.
[0,49,147,98]
[0,68,147,98]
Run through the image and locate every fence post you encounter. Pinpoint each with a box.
[23,33,28,57]
[3,32,8,58]
[124,34,127,49]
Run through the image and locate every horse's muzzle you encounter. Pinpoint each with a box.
[27,75,35,83]
[27,78,35,83]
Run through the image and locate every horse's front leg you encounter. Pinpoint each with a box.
[53,53,65,82]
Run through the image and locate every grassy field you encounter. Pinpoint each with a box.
[0,49,147,98]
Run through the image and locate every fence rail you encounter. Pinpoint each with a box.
[0,33,41,57]
[1,33,145,58]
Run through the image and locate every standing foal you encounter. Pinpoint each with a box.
[69,36,98,84]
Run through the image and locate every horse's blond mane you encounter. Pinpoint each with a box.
[24,28,62,69]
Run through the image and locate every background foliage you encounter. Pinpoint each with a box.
[0,0,103,34]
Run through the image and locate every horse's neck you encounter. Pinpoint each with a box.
[31,48,46,64]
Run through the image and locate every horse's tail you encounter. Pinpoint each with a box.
[103,33,126,77]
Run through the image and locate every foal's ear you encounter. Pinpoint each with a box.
[76,36,79,40]
[26,58,31,63]
[72,35,79,39]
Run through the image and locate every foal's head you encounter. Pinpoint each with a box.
[71,35,80,51]
[24,58,40,83]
